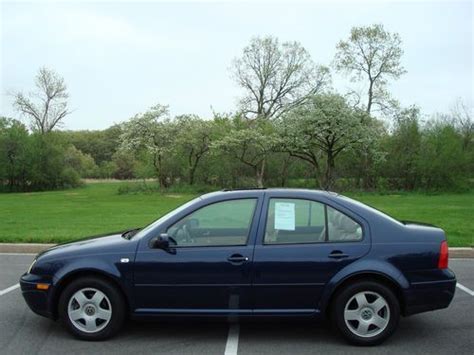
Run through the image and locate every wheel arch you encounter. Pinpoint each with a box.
[318,257,410,317]
[50,269,131,319]
[322,271,407,318]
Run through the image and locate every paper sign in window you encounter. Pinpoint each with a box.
[274,202,295,231]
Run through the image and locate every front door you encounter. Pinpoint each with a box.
[251,194,371,313]
[133,197,260,314]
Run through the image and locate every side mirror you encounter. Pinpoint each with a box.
[150,233,176,251]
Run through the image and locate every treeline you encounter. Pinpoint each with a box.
[1,98,471,192]
[0,119,82,191]
[1,25,472,193]
[68,102,474,192]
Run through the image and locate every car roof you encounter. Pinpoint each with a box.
[200,188,340,200]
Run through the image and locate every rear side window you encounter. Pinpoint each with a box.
[264,199,326,244]
[264,198,362,245]
[327,206,362,242]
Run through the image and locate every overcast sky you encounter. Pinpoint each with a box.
[1,0,472,130]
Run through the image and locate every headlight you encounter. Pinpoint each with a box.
[27,259,37,274]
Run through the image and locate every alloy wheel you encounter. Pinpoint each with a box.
[343,291,390,338]
[67,288,112,333]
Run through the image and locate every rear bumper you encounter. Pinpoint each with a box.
[403,277,456,316]
[20,273,55,319]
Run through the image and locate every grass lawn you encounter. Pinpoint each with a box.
[0,183,196,244]
[347,192,473,247]
[0,183,472,246]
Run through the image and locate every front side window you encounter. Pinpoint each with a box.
[264,198,363,244]
[167,199,257,247]
[264,199,326,244]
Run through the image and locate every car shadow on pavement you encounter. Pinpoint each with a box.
[30,313,466,355]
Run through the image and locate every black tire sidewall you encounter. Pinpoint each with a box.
[331,281,400,346]
[58,276,125,341]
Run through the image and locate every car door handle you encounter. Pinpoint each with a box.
[227,254,249,263]
[328,250,349,259]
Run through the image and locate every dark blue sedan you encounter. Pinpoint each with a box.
[20,189,456,345]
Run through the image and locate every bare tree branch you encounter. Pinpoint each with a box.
[334,24,406,115]
[13,67,70,133]
[232,36,330,120]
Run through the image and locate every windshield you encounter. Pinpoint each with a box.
[132,197,202,239]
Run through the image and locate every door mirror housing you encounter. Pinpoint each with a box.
[150,233,176,251]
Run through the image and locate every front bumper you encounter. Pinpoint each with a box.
[403,276,457,316]
[20,273,55,319]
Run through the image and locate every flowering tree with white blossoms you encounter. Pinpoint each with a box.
[120,104,177,188]
[280,93,383,189]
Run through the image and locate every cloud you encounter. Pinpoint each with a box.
[58,10,158,49]
[3,4,197,52]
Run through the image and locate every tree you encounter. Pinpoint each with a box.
[111,151,136,180]
[334,24,406,114]
[450,98,473,150]
[27,133,81,190]
[175,115,213,185]
[63,145,98,178]
[0,117,84,191]
[213,117,280,188]
[280,94,379,189]
[62,124,123,165]
[0,117,30,191]
[384,106,422,190]
[232,36,329,120]
[120,104,176,188]
[417,121,467,190]
[13,67,70,133]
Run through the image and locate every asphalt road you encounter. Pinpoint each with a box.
[0,254,473,355]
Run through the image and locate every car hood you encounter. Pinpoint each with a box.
[36,231,137,261]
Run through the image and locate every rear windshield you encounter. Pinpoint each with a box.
[334,195,403,226]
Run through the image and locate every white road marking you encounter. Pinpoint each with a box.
[224,324,240,355]
[0,253,37,256]
[0,283,20,296]
[457,283,474,296]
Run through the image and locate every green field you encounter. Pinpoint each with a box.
[0,183,195,244]
[0,183,472,246]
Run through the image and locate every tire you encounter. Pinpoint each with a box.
[331,280,400,346]
[58,276,126,340]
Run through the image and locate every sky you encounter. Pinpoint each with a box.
[1,0,472,130]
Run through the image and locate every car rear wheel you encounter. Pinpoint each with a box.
[59,277,125,340]
[331,280,400,346]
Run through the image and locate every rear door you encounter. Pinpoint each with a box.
[251,191,371,313]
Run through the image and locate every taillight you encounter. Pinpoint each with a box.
[438,240,449,269]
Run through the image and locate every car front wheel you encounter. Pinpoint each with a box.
[58,276,125,340]
[331,280,400,346]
